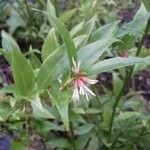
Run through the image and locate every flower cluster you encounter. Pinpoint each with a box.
[72,59,98,102]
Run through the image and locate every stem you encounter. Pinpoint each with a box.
[69,122,75,148]
[108,17,150,141]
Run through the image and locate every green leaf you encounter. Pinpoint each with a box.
[28,46,41,69]
[140,0,150,11]
[1,31,20,64]
[102,106,112,128]
[116,13,150,37]
[41,28,58,61]
[6,9,25,34]
[10,139,26,150]
[0,85,16,94]
[90,21,119,42]
[78,39,119,69]
[113,73,123,98]
[134,3,147,19]
[88,57,150,75]
[69,111,86,123]
[45,11,77,66]
[37,36,85,90]
[36,120,64,134]
[31,94,55,119]
[47,0,56,16]
[37,47,69,90]
[48,89,70,131]
[11,46,35,96]
[116,112,141,121]
[46,138,72,149]
[73,35,87,49]
[74,15,97,42]
[77,123,94,135]
[75,133,91,150]
[70,21,84,37]
[59,9,77,23]
[117,34,136,51]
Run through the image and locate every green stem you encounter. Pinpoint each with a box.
[108,17,150,142]
[69,122,75,148]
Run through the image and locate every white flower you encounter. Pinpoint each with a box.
[72,58,98,102]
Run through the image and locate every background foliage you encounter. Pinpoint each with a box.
[0,0,150,149]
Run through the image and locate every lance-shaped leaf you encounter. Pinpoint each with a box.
[1,31,20,64]
[37,36,86,90]
[48,89,70,131]
[28,46,41,69]
[78,39,119,69]
[59,9,77,23]
[31,94,55,119]
[74,15,97,43]
[116,13,150,37]
[41,28,58,61]
[70,21,84,37]
[47,0,56,16]
[46,12,77,66]
[37,46,69,90]
[140,0,150,11]
[90,21,119,42]
[11,47,35,96]
[88,57,150,75]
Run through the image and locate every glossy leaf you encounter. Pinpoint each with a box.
[59,9,77,23]
[90,21,119,42]
[70,21,84,37]
[48,89,70,131]
[47,0,56,16]
[46,138,72,149]
[140,0,150,11]
[31,94,55,119]
[103,106,112,128]
[78,39,119,69]
[75,133,91,150]
[74,15,97,42]
[1,31,20,64]
[134,3,147,19]
[37,36,86,90]
[28,46,41,69]
[11,44,35,96]
[117,34,136,51]
[37,47,69,90]
[41,28,58,61]
[116,13,150,37]
[77,123,94,135]
[88,57,150,75]
[113,73,123,98]
[10,139,26,150]
[46,12,77,66]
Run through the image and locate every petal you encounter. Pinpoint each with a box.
[85,94,90,101]
[83,77,99,85]
[79,86,85,95]
[83,85,96,96]
[72,88,79,102]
